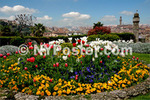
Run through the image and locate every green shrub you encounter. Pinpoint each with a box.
[99,34,120,41]
[61,43,73,49]
[87,34,120,42]
[0,36,18,46]
[87,35,99,41]
[10,37,25,46]
[111,33,135,41]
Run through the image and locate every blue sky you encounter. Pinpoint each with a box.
[0,0,150,27]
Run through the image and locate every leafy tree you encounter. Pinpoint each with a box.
[0,25,13,36]
[88,22,110,36]
[30,23,45,37]
[93,22,103,29]
[15,14,36,37]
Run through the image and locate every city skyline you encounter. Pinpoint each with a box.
[0,0,150,27]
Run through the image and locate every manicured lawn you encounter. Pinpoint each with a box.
[128,91,150,100]
[127,53,150,64]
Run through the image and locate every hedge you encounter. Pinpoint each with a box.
[87,34,120,42]
[0,33,135,46]
[0,35,85,46]
[111,33,135,41]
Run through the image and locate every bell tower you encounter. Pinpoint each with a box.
[133,10,140,42]
[120,16,122,25]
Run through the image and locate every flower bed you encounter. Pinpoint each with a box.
[0,38,149,97]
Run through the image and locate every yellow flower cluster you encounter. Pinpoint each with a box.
[33,75,53,96]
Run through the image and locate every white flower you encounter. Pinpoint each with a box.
[122,40,125,43]
[68,37,72,43]
[17,58,20,64]
[104,45,112,50]
[76,58,80,62]
[92,57,95,61]
[62,56,67,60]
[120,52,125,57]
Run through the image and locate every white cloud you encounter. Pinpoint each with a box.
[37,15,52,20]
[36,15,52,26]
[0,5,38,14]
[77,14,91,20]
[62,12,90,20]
[0,16,15,20]
[61,12,91,26]
[120,11,134,16]
[101,15,117,22]
[62,12,80,17]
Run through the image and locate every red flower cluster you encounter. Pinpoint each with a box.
[88,26,111,36]
[27,57,35,62]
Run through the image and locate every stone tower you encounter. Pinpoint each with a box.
[120,16,122,25]
[133,10,140,42]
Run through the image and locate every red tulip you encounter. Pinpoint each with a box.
[54,42,56,44]
[56,62,59,67]
[27,58,30,62]
[35,65,38,68]
[30,57,35,62]
[33,79,36,82]
[34,54,38,57]
[50,45,53,49]
[78,39,81,44]
[28,42,32,46]
[73,43,76,47]
[0,54,3,57]
[82,55,85,58]
[86,44,89,47]
[137,64,140,66]
[24,67,28,71]
[133,56,135,59]
[136,57,139,60]
[82,40,85,44]
[68,54,70,58]
[53,64,56,67]
[45,43,49,48]
[3,56,6,59]
[15,51,18,54]
[75,77,78,80]
[49,79,53,82]
[43,55,46,59]
[81,61,82,64]
[107,55,110,58]
[11,67,13,69]
[7,53,10,56]
[76,75,78,77]
[101,48,104,51]
[100,60,102,64]
[82,49,85,53]
[65,63,68,67]
[75,75,78,80]
[29,46,34,50]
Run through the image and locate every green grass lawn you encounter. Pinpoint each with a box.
[127,53,150,64]
[128,91,150,100]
